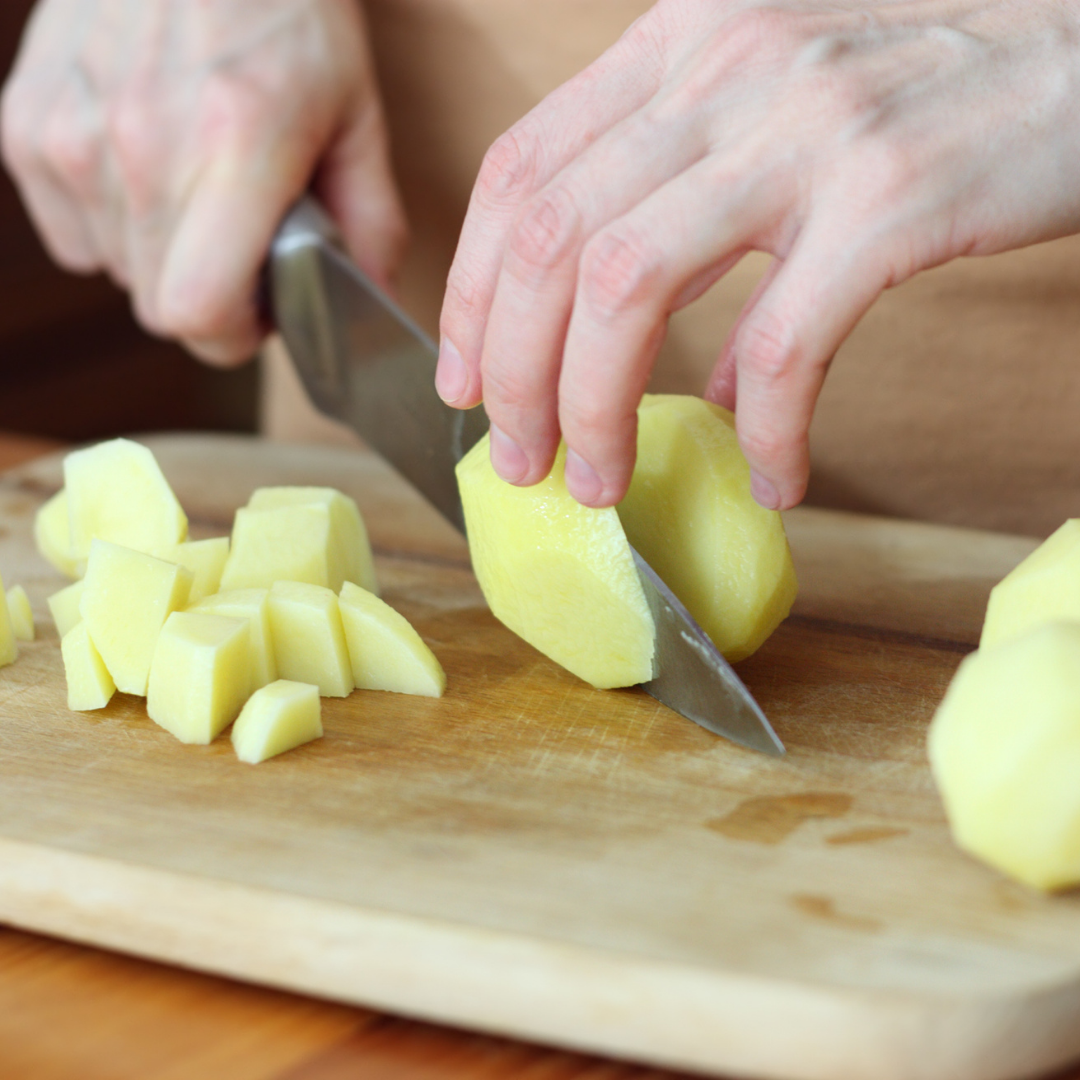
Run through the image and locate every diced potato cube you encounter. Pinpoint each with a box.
[64,438,187,561]
[154,537,229,605]
[147,612,251,744]
[48,580,85,638]
[0,571,16,668]
[6,584,33,642]
[339,582,445,697]
[80,540,193,696]
[190,588,277,691]
[231,680,322,764]
[267,581,354,697]
[61,622,115,711]
[34,489,80,578]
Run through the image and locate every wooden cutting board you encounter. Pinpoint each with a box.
[0,433,1077,1080]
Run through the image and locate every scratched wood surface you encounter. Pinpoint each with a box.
[0,434,1077,1080]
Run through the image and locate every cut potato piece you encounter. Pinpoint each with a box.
[147,612,251,744]
[154,537,229,605]
[981,520,1080,649]
[80,540,193,695]
[35,489,80,578]
[267,581,354,697]
[0,571,16,668]
[618,395,797,662]
[48,580,85,638]
[339,582,445,697]
[6,584,33,641]
[62,622,115,711]
[929,623,1080,890]
[190,588,277,691]
[231,680,322,764]
[457,438,654,689]
[65,438,187,561]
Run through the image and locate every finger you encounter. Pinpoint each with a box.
[729,232,889,511]
[436,18,668,410]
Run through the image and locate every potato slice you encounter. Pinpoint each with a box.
[34,489,80,578]
[61,622,115,712]
[80,540,193,695]
[147,612,251,744]
[154,537,229,605]
[267,581,354,697]
[0,571,16,668]
[48,580,85,638]
[339,582,445,697]
[6,585,33,642]
[617,395,797,662]
[190,588,277,692]
[981,519,1080,649]
[457,439,654,689]
[231,680,322,764]
[929,623,1080,890]
[64,438,187,561]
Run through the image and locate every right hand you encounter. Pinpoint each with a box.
[1,0,407,364]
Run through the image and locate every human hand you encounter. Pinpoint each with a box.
[2,0,406,364]
[437,0,1080,510]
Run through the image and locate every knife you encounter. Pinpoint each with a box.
[268,196,784,756]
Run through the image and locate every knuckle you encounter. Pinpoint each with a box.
[199,71,271,150]
[476,127,541,206]
[737,424,788,468]
[735,312,798,382]
[480,360,537,414]
[40,110,98,193]
[107,93,160,203]
[441,263,487,329]
[719,6,804,67]
[579,226,661,321]
[508,188,580,275]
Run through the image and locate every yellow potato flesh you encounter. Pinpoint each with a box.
[190,588,277,691]
[339,582,445,697]
[61,622,115,712]
[48,580,84,638]
[0,571,16,668]
[981,519,1080,649]
[929,623,1080,890]
[267,581,354,697]
[35,489,80,578]
[231,680,322,764]
[6,585,34,642]
[154,537,229,605]
[457,438,654,689]
[147,612,251,744]
[617,395,797,662]
[64,438,187,561]
[80,540,193,696]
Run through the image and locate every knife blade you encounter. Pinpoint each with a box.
[268,195,784,756]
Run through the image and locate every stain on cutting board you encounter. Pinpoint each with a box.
[705,792,852,844]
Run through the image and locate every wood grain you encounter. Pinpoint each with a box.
[0,435,1076,1080]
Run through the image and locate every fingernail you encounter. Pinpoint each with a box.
[435,337,467,403]
[489,424,529,483]
[565,450,604,505]
[750,470,781,510]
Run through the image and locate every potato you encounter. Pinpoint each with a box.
[61,622,115,712]
[190,588,277,691]
[267,581,354,697]
[154,537,229,605]
[34,489,80,578]
[80,540,193,695]
[64,439,187,561]
[457,440,655,689]
[0,571,16,668]
[618,395,797,662]
[981,519,1080,649]
[231,680,322,764]
[147,612,251,744]
[929,623,1080,890]
[48,580,84,638]
[339,582,445,697]
[6,585,34,642]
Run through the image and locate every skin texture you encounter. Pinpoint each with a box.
[436,0,1080,509]
[0,0,405,364]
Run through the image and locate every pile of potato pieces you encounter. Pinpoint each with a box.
[34,439,445,764]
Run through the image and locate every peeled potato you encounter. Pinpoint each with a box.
[34,490,80,578]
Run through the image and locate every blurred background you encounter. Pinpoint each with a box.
[0,1,259,444]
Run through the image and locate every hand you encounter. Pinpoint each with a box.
[2,0,406,364]
[437,0,1080,509]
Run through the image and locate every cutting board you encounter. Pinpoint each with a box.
[0,434,1077,1080]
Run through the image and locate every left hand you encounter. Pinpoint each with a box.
[436,0,1080,510]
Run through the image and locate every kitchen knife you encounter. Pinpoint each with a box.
[268,195,784,757]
